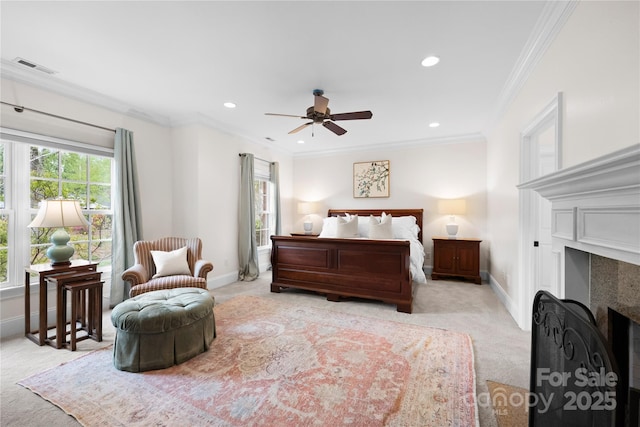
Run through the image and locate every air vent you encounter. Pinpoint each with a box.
[13,57,58,75]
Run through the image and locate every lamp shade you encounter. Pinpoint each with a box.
[437,199,467,216]
[297,202,315,215]
[28,199,89,228]
[28,199,89,265]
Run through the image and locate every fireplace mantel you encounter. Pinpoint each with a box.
[519,144,640,266]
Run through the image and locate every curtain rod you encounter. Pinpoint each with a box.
[238,153,272,164]
[1,101,116,133]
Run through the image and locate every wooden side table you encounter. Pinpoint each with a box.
[431,237,482,284]
[24,260,97,347]
[46,271,103,350]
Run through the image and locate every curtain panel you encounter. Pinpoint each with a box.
[238,153,259,281]
[110,128,142,306]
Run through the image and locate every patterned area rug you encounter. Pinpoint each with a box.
[19,295,478,426]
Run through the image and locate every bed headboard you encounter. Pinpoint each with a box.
[327,209,424,242]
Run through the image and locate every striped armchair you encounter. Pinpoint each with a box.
[122,237,214,298]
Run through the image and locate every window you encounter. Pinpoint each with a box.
[29,147,113,266]
[0,143,9,285]
[1,130,114,289]
[254,160,275,248]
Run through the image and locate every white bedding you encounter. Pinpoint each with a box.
[319,214,427,284]
[409,238,427,284]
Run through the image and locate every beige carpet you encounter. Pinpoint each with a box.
[2,273,531,426]
[486,380,529,427]
[19,295,478,426]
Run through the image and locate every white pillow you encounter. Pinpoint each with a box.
[356,215,371,238]
[336,215,359,238]
[389,214,420,240]
[151,246,191,278]
[369,214,393,239]
[319,217,338,238]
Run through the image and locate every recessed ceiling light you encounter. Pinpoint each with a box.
[421,56,440,67]
[223,102,236,108]
[297,140,305,144]
[429,122,440,128]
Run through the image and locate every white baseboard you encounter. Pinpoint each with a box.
[1,314,26,340]
[487,273,523,329]
[207,271,239,290]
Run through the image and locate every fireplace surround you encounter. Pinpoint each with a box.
[521,144,640,426]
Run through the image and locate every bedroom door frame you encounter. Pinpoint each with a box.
[518,92,563,330]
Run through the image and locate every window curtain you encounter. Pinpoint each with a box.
[270,161,282,235]
[110,128,142,306]
[238,153,259,281]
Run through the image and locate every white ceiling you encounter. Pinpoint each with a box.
[1,1,559,155]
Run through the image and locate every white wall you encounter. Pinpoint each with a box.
[0,79,176,335]
[486,1,639,321]
[171,123,294,283]
[292,138,488,271]
[0,79,294,337]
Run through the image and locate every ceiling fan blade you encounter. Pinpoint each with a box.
[330,111,373,121]
[314,95,329,115]
[323,121,347,136]
[265,113,306,118]
[288,122,313,134]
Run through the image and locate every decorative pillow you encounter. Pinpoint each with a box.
[151,246,191,278]
[388,214,420,240]
[319,217,338,238]
[336,215,359,238]
[369,214,393,239]
[356,215,371,238]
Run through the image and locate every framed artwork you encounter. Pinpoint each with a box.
[353,160,390,198]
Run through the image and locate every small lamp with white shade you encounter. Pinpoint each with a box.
[297,202,316,235]
[28,198,90,266]
[438,199,467,239]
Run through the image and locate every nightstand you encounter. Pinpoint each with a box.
[431,237,482,284]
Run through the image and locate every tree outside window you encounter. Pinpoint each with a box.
[29,147,113,268]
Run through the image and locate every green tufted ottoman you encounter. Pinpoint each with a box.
[111,287,216,372]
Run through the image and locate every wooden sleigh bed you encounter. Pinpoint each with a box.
[270,209,423,313]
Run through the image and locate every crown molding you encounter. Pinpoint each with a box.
[293,133,486,158]
[1,59,172,127]
[483,0,578,136]
[172,112,293,156]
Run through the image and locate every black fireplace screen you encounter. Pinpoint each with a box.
[530,291,619,427]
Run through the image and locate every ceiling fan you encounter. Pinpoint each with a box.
[265,89,373,136]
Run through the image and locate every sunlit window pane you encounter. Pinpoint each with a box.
[90,214,113,240]
[30,147,59,179]
[90,156,111,184]
[89,184,111,209]
[60,152,87,181]
[28,145,114,269]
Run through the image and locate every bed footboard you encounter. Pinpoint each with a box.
[270,236,413,313]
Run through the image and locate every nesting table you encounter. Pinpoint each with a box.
[25,260,102,349]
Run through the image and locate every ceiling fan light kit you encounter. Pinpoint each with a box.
[265,89,373,136]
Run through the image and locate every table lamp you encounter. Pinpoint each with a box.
[28,199,90,265]
[297,202,316,235]
[438,199,467,239]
